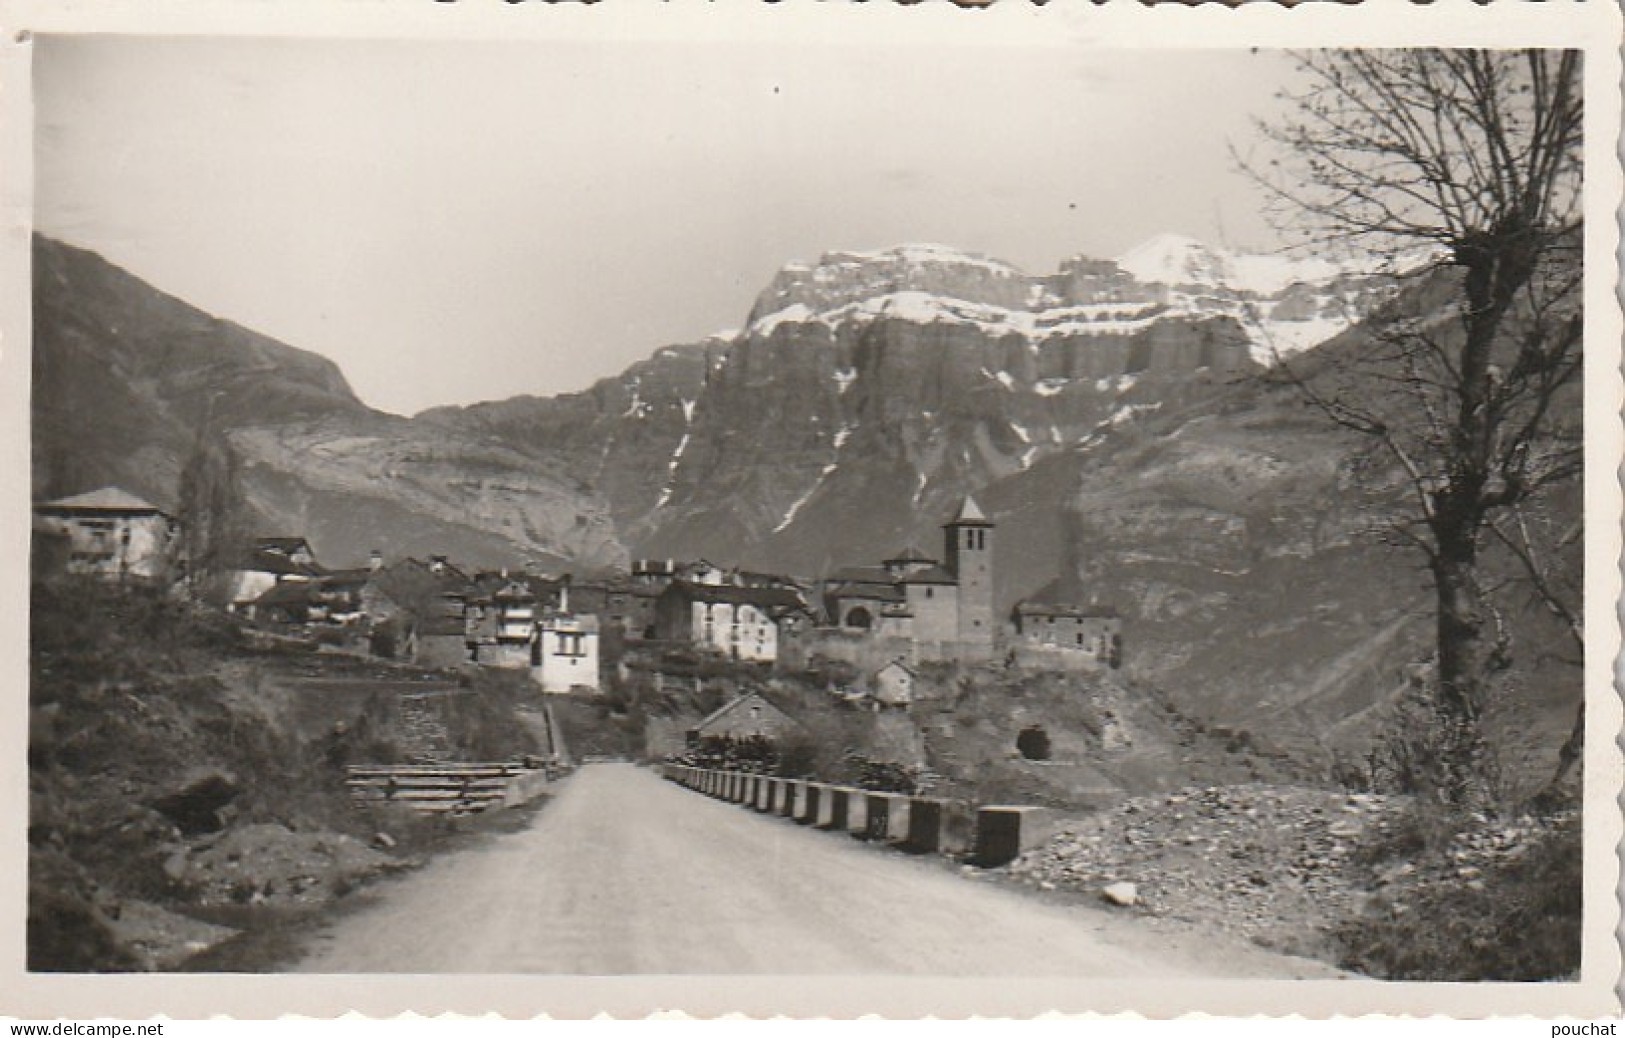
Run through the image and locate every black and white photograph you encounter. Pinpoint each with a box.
[5,0,1621,1021]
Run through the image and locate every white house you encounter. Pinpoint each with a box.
[33,487,180,582]
[531,613,601,693]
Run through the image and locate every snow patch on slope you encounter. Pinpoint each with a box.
[773,462,838,533]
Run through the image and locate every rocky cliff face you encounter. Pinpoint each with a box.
[32,236,625,571]
[426,239,1395,576]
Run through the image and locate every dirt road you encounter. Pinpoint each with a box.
[294,764,1339,975]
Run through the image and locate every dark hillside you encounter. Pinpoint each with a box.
[28,577,539,971]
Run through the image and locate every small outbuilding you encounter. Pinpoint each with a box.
[685,691,800,748]
[872,660,917,708]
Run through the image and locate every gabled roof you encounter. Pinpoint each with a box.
[465,571,563,601]
[541,612,599,633]
[663,579,803,610]
[692,690,797,734]
[1016,573,1119,618]
[831,582,906,604]
[877,660,916,677]
[253,582,316,607]
[733,569,800,589]
[238,547,324,578]
[828,565,896,585]
[256,536,313,555]
[317,569,373,591]
[36,487,170,517]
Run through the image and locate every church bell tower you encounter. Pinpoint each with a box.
[943,495,995,657]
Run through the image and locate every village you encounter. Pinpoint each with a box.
[32,486,1124,735]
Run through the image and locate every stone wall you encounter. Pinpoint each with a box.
[1007,643,1108,673]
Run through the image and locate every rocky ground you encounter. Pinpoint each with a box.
[1004,784,1403,959]
[999,782,1582,976]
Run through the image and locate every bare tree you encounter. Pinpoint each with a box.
[1247,50,1584,805]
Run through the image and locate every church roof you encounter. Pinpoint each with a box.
[944,495,992,527]
[828,565,896,585]
[898,565,957,586]
[883,544,936,565]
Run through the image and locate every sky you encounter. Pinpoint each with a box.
[34,32,1300,416]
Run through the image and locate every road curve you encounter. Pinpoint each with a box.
[294,763,1337,976]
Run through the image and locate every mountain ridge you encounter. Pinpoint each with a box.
[30,231,1579,791]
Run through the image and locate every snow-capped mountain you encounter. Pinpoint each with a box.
[416,235,1413,580]
[37,230,1416,583]
[739,236,1399,367]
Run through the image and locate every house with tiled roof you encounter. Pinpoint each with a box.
[569,576,663,641]
[464,572,565,669]
[1011,572,1122,669]
[32,487,180,582]
[249,580,318,625]
[685,691,801,748]
[653,579,809,663]
[224,536,326,613]
[532,612,601,693]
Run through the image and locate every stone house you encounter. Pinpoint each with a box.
[569,578,661,641]
[685,691,800,748]
[415,609,472,669]
[358,556,473,658]
[1011,573,1122,669]
[32,487,180,583]
[654,580,806,663]
[465,574,562,669]
[872,659,917,708]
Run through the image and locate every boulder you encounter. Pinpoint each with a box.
[152,770,241,835]
[1101,881,1139,907]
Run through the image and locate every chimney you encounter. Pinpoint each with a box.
[369,549,383,572]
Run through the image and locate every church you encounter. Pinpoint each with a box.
[821,496,997,663]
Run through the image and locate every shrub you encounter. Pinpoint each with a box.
[1363,672,1503,810]
[845,755,916,795]
[1334,811,1581,980]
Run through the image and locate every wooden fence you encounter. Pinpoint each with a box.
[346,762,557,815]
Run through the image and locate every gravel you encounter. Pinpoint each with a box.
[1005,783,1407,952]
